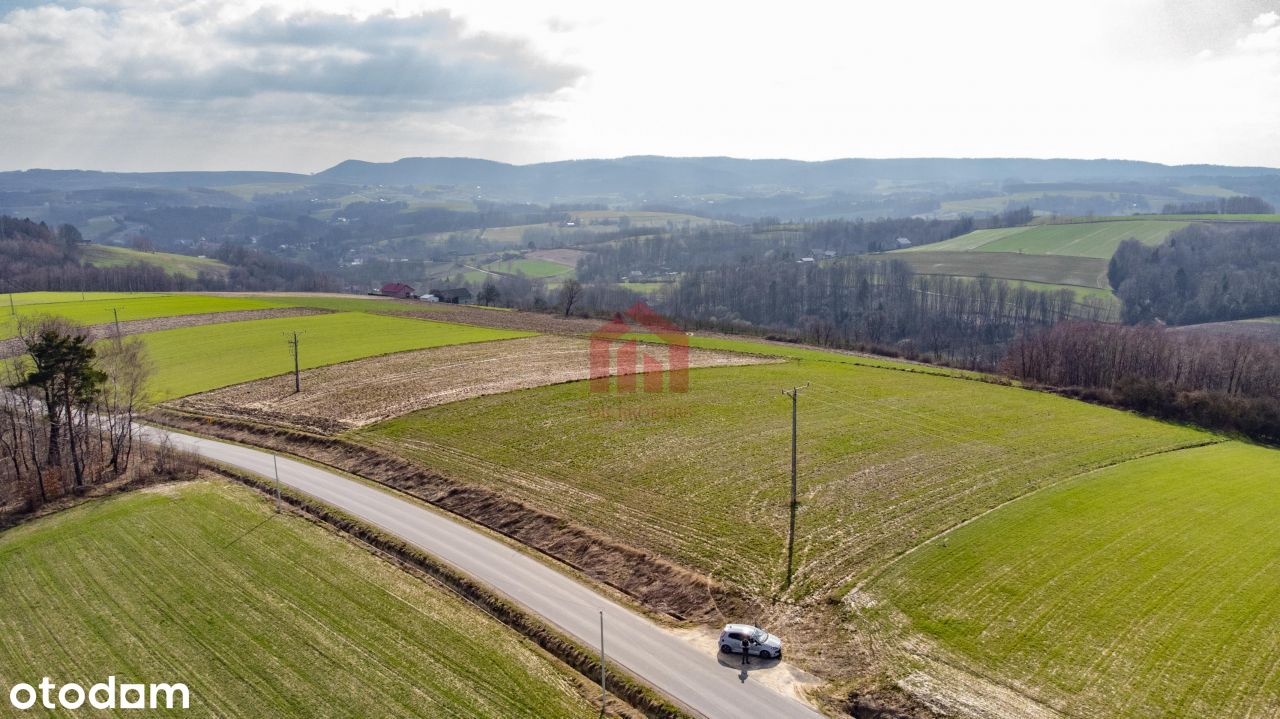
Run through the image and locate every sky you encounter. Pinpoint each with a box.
[2,0,1280,172]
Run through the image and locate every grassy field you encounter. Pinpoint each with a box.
[1084,213,1280,223]
[867,442,1280,718]
[1,294,290,340]
[484,258,574,278]
[975,220,1187,257]
[937,191,1175,216]
[3,291,154,307]
[82,245,231,279]
[357,359,1211,599]
[135,311,532,400]
[80,215,121,242]
[893,251,1110,289]
[618,282,672,293]
[903,220,1187,259]
[0,481,593,718]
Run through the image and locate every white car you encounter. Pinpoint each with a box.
[718,623,783,659]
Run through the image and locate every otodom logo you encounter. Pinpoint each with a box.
[7,677,189,711]
[589,301,689,394]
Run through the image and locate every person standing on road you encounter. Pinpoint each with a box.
[741,634,751,666]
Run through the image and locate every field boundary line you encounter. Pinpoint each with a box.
[846,438,1225,600]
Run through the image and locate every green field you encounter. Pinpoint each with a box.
[82,245,231,278]
[1,294,289,340]
[903,220,1187,259]
[893,250,1110,289]
[3,291,154,307]
[136,311,532,399]
[1175,184,1241,198]
[617,282,671,294]
[358,359,1211,598]
[80,215,121,242]
[484,258,574,278]
[937,191,1175,216]
[868,442,1280,718]
[0,481,592,718]
[1082,213,1280,223]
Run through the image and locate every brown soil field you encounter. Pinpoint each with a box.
[0,307,328,359]
[169,335,776,434]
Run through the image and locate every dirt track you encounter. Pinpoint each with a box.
[169,335,776,434]
[0,307,328,358]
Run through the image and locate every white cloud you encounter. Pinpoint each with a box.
[1253,10,1279,28]
[0,2,581,107]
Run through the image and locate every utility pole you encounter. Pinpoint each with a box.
[780,383,808,590]
[272,454,282,513]
[111,307,122,342]
[7,292,14,317]
[598,610,607,718]
[287,332,301,393]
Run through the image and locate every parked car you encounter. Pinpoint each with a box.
[718,623,782,659]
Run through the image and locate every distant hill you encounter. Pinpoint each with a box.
[0,169,309,192]
[314,156,1280,198]
[5,156,1280,200]
[81,245,230,279]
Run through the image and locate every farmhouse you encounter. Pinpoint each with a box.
[895,237,913,248]
[377,282,416,299]
[429,287,473,304]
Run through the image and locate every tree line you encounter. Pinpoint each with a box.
[662,257,1101,368]
[1161,196,1274,214]
[1002,321,1280,444]
[1110,222,1280,324]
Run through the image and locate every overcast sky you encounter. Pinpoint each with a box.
[2,0,1279,172]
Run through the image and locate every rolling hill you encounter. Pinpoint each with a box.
[903,220,1188,259]
[81,245,231,278]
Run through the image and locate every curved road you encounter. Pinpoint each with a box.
[144,426,826,719]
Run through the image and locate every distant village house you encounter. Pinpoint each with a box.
[376,282,416,299]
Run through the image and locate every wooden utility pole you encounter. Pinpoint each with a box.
[7,293,14,317]
[287,332,301,393]
[781,384,808,589]
[111,307,122,342]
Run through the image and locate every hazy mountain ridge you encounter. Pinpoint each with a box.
[5,156,1279,196]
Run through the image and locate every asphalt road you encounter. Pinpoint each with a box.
[144,426,827,719]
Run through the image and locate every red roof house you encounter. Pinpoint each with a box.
[378,282,416,299]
